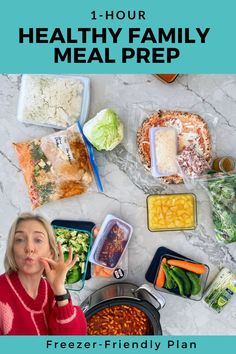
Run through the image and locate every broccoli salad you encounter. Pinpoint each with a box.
[207,174,236,243]
[53,226,90,284]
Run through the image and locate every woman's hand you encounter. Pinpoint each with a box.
[39,243,78,296]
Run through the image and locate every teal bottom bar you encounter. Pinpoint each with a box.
[0,336,235,354]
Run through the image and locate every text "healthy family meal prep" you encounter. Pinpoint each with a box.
[18,27,210,63]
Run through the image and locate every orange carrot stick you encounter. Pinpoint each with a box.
[155,257,167,288]
[167,259,206,274]
[94,265,113,277]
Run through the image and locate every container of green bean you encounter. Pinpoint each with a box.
[154,253,209,301]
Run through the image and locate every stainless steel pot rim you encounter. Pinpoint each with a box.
[85,297,162,335]
[85,297,159,316]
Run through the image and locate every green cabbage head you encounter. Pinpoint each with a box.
[83,108,124,151]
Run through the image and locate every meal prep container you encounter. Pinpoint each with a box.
[89,214,133,269]
[17,74,90,129]
[149,127,178,177]
[81,283,165,335]
[203,268,236,313]
[212,156,235,173]
[52,224,92,291]
[154,253,209,301]
[51,219,95,280]
[153,74,178,83]
[91,248,128,280]
[147,193,197,232]
[145,246,192,284]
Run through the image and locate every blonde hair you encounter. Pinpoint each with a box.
[4,213,58,273]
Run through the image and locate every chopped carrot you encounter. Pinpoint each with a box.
[155,257,167,288]
[94,265,113,277]
[167,259,206,274]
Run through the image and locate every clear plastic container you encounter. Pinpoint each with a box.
[17,74,90,129]
[153,74,178,83]
[154,253,209,301]
[147,193,197,232]
[149,127,178,177]
[91,250,128,280]
[52,225,92,291]
[203,268,236,313]
[212,156,235,173]
[89,214,133,269]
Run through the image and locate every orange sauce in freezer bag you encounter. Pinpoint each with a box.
[153,74,178,83]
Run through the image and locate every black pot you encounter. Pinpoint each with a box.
[81,283,165,335]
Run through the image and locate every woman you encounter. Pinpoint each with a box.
[0,213,87,335]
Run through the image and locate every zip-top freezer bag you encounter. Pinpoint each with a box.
[13,122,103,209]
[200,173,236,243]
[174,113,218,190]
[17,74,90,129]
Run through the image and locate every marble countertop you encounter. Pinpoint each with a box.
[0,74,236,335]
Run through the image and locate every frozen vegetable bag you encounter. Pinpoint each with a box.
[13,122,103,208]
[200,173,236,243]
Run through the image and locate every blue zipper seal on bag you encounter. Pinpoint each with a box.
[77,121,104,193]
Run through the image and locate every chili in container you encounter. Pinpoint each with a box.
[81,283,165,335]
[153,74,178,83]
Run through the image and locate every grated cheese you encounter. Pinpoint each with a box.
[18,75,83,128]
[155,128,178,175]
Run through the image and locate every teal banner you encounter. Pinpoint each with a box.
[0,336,236,354]
[0,0,235,73]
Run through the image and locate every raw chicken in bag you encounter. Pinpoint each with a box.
[13,123,103,209]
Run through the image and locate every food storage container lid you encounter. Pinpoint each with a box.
[149,127,178,177]
[146,193,197,232]
[89,214,133,270]
[154,253,209,301]
[17,74,90,129]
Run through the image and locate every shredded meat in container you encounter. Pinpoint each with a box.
[177,145,210,177]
